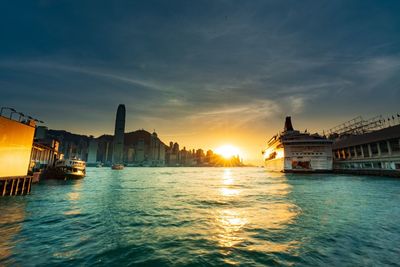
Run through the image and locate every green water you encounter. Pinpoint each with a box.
[0,168,399,266]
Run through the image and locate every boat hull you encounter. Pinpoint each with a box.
[264,158,285,172]
[265,156,333,173]
[111,164,124,170]
[41,167,85,180]
[64,172,85,179]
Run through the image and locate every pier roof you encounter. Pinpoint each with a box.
[332,124,400,149]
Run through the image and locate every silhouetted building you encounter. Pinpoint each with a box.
[35,126,48,140]
[124,130,166,166]
[46,130,90,160]
[87,137,98,165]
[112,104,126,164]
[97,134,113,165]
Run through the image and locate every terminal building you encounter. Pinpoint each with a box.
[0,107,36,196]
[330,115,400,177]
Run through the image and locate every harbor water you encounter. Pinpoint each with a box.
[0,168,399,266]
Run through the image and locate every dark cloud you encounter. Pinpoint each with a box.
[1,0,400,160]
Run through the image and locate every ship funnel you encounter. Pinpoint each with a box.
[284,116,294,132]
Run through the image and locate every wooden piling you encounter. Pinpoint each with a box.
[0,176,33,197]
[21,177,26,195]
[27,177,32,194]
[2,180,7,196]
[9,179,15,196]
[14,178,20,196]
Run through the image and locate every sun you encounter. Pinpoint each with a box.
[215,145,241,159]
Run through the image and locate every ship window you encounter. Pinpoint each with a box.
[395,163,400,170]
[370,143,379,156]
[373,162,382,169]
[379,141,389,154]
[389,139,400,152]
[362,145,370,157]
[350,147,356,157]
[364,162,372,168]
[356,146,362,157]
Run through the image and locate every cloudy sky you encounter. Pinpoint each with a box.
[1,0,400,163]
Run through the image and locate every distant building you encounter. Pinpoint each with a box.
[96,134,113,165]
[165,142,199,166]
[166,142,180,166]
[35,126,48,140]
[124,130,166,166]
[112,104,126,164]
[87,137,98,165]
[46,130,90,161]
[196,149,205,165]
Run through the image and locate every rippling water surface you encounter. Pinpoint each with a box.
[1,168,399,266]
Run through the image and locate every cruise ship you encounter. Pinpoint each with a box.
[262,117,333,172]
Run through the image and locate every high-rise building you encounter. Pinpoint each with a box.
[87,137,98,165]
[112,104,126,164]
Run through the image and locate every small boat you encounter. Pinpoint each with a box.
[111,164,124,170]
[55,158,86,179]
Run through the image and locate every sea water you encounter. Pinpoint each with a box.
[0,168,399,266]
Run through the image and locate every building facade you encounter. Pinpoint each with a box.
[332,124,400,176]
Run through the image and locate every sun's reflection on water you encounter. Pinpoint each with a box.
[212,169,301,255]
[222,169,234,185]
[216,209,247,248]
[220,187,240,197]
[220,169,240,197]
[0,203,25,263]
[64,181,82,216]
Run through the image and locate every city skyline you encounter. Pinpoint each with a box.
[2,1,400,163]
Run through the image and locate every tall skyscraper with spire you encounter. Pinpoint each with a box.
[112,104,126,164]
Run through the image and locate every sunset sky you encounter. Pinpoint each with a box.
[1,1,400,163]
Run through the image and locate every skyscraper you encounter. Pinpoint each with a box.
[112,104,126,164]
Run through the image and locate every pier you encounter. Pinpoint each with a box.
[1,176,33,196]
[331,116,400,177]
[0,107,37,196]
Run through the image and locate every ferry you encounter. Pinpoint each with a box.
[111,164,124,170]
[262,116,333,172]
[55,158,86,179]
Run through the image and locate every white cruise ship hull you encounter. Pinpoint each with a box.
[262,116,333,173]
[264,158,285,172]
[265,154,332,172]
[265,158,332,172]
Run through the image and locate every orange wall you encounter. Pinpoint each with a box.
[0,116,35,178]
